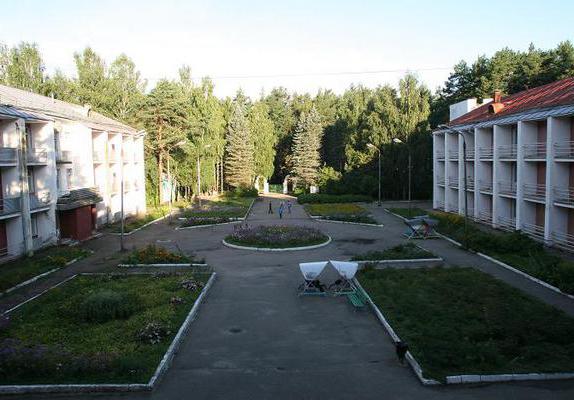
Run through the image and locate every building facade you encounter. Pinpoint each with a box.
[0,85,145,260]
[433,77,574,251]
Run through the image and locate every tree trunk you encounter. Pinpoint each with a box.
[157,124,163,204]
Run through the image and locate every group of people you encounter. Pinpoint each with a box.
[268,200,292,219]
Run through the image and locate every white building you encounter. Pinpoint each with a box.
[0,85,145,259]
[433,77,574,251]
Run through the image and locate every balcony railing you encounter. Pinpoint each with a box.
[498,216,516,232]
[522,222,545,240]
[436,176,445,186]
[30,191,51,210]
[122,151,134,163]
[0,148,17,164]
[448,177,459,189]
[498,181,517,197]
[466,177,475,191]
[0,196,21,216]
[435,200,445,211]
[93,150,105,163]
[436,150,445,160]
[523,183,546,202]
[55,150,72,163]
[477,210,492,224]
[110,181,120,194]
[479,180,493,193]
[554,141,574,160]
[123,181,132,192]
[552,231,574,252]
[498,144,517,159]
[27,148,48,164]
[479,146,494,159]
[465,148,475,160]
[108,151,120,163]
[554,187,574,206]
[448,150,459,161]
[523,142,547,160]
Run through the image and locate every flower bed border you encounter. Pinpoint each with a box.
[384,209,574,301]
[354,258,444,268]
[108,210,177,237]
[118,263,208,268]
[0,271,216,394]
[222,236,332,252]
[0,250,93,297]
[354,276,574,385]
[310,216,384,227]
[175,198,256,230]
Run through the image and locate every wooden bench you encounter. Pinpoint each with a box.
[346,287,369,309]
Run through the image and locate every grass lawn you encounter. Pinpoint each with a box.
[0,272,210,384]
[306,203,378,225]
[351,243,436,261]
[0,246,91,292]
[297,193,372,204]
[107,205,177,233]
[358,267,574,382]
[121,244,194,264]
[181,196,254,220]
[225,225,329,248]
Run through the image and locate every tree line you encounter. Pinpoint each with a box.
[1,41,573,202]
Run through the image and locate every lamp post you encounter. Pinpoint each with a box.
[367,143,382,206]
[438,124,469,249]
[392,138,412,217]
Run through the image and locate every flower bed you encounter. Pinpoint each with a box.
[179,196,254,229]
[306,203,379,225]
[358,267,574,382]
[121,245,192,265]
[225,225,329,249]
[298,193,372,204]
[0,272,209,385]
[352,243,436,261]
[180,216,234,227]
[0,246,91,293]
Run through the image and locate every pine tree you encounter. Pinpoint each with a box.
[225,102,254,188]
[291,107,323,188]
[249,101,276,180]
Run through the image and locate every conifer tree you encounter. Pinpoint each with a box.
[225,102,254,188]
[291,107,323,188]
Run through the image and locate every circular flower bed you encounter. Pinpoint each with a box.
[225,225,330,249]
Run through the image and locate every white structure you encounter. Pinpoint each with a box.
[433,78,574,251]
[0,85,145,259]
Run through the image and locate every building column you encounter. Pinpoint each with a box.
[492,125,501,228]
[545,117,569,243]
[473,128,480,218]
[516,122,527,230]
[16,120,33,255]
[458,133,465,216]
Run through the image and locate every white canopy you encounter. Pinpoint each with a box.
[329,260,359,279]
[299,261,329,280]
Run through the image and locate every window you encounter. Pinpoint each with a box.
[31,215,38,239]
[25,125,33,150]
[66,168,73,190]
[27,168,35,193]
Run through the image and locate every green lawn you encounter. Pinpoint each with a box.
[121,244,194,264]
[0,246,91,292]
[358,267,574,382]
[181,197,254,220]
[297,193,372,204]
[305,203,378,225]
[107,205,178,234]
[351,243,436,261]
[0,272,210,384]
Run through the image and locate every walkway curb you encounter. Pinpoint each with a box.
[176,220,242,230]
[118,263,209,268]
[311,218,384,227]
[108,211,175,236]
[0,272,216,394]
[222,236,332,252]
[354,258,444,268]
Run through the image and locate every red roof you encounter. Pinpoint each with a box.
[449,77,574,127]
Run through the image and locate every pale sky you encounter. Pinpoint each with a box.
[1,0,573,98]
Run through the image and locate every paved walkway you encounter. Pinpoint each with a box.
[7,196,574,399]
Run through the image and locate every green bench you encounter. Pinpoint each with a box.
[347,287,369,309]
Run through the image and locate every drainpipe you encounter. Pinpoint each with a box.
[16,121,33,256]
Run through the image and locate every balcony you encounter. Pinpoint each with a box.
[436,176,445,186]
[448,177,459,189]
[554,187,574,207]
[123,181,132,192]
[478,146,494,160]
[93,150,105,164]
[498,181,517,197]
[55,150,72,164]
[108,150,120,163]
[498,144,517,160]
[110,181,120,195]
[0,148,18,165]
[552,231,574,252]
[436,150,445,160]
[435,200,445,211]
[448,150,459,161]
[554,141,574,160]
[523,183,546,202]
[0,196,21,217]
[465,148,475,160]
[498,216,516,232]
[478,180,493,194]
[27,148,48,165]
[523,142,547,160]
[522,222,545,241]
[122,151,134,163]
[466,177,475,191]
[477,210,492,224]
[30,191,51,211]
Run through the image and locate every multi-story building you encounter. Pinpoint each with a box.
[0,84,146,259]
[433,77,574,251]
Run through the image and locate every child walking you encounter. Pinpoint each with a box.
[278,202,285,219]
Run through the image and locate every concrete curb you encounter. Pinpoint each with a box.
[311,218,384,227]
[354,258,444,268]
[445,372,574,385]
[0,252,92,297]
[108,211,175,236]
[352,278,441,386]
[118,263,209,268]
[176,220,242,230]
[0,272,216,394]
[222,236,332,252]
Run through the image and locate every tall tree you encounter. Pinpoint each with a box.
[249,101,276,180]
[291,107,323,188]
[225,101,254,188]
[264,87,294,182]
[0,42,45,93]
[73,47,109,110]
[108,54,146,124]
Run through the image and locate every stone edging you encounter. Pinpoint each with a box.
[0,272,216,394]
[221,236,332,252]
[0,251,93,298]
[311,217,384,227]
[175,197,256,230]
[384,209,574,301]
[354,258,443,268]
[352,278,441,386]
[118,263,209,268]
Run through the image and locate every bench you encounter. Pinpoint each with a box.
[346,287,369,309]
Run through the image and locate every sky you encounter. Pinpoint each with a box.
[1,0,573,98]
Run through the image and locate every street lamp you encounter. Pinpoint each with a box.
[367,143,382,206]
[438,124,469,249]
[392,138,413,217]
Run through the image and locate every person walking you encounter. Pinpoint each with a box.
[278,202,285,219]
[268,200,273,214]
[287,200,292,214]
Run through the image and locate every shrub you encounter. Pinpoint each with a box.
[79,290,139,323]
[225,186,258,198]
[137,322,171,345]
[122,244,191,264]
[180,278,205,291]
[297,193,372,204]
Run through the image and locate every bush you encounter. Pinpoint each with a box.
[137,321,171,345]
[225,186,258,198]
[122,245,191,264]
[297,193,372,204]
[79,290,139,323]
